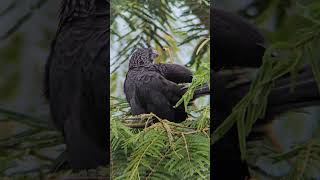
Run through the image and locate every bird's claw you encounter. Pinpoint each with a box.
[122,114,156,128]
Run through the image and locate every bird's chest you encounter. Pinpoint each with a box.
[127,70,158,84]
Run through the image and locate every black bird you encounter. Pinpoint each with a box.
[212,8,266,71]
[44,0,109,170]
[124,47,209,123]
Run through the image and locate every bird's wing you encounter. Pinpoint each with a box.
[124,73,147,115]
[214,67,320,124]
[156,64,193,83]
[140,71,184,103]
[133,70,186,121]
[48,27,81,131]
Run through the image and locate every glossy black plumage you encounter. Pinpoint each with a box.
[124,48,195,122]
[212,8,266,70]
[44,0,109,170]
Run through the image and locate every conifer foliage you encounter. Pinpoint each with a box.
[110,0,210,179]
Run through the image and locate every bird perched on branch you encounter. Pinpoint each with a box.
[44,0,109,170]
[124,47,209,124]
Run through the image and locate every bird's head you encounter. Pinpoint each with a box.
[129,47,159,69]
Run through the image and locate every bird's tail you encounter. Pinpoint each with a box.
[192,84,210,100]
[180,83,210,101]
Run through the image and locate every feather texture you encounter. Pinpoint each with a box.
[44,0,109,170]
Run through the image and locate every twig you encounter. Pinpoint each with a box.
[144,149,170,180]
[0,0,18,17]
[0,107,54,130]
